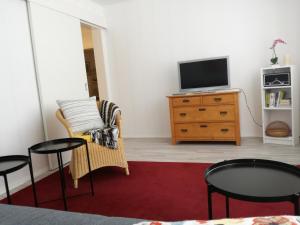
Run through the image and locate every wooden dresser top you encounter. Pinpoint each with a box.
[167,88,240,98]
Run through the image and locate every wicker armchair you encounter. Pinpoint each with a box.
[56,102,129,188]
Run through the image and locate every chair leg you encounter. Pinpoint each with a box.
[73,179,78,189]
[125,167,130,175]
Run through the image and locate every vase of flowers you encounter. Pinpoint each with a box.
[270,38,287,65]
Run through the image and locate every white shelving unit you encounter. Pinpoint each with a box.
[260,65,299,145]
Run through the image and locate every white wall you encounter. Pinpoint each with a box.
[104,0,300,138]
[0,0,48,195]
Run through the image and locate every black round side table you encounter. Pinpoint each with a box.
[205,159,300,219]
[0,155,34,204]
[28,138,94,211]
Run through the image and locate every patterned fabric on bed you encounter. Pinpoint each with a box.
[134,216,300,225]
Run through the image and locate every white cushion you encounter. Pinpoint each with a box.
[57,96,104,133]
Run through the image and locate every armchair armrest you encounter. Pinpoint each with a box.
[115,112,122,138]
[56,109,74,137]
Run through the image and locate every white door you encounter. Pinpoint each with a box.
[28,2,89,169]
[92,27,110,100]
[0,0,47,193]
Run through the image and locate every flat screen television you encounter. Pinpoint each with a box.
[178,56,230,92]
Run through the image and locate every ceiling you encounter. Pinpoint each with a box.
[92,0,127,6]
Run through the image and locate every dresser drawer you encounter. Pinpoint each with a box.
[212,123,236,139]
[175,123,235,139]
[175,123,212,138]
[173,105,235,122]
[173,107,200,122]
[202,94,235,105]
[205,105,235,121]
[172,96,201,107]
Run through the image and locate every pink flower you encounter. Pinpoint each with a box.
[270,38,287,49]
[150,222,163,225]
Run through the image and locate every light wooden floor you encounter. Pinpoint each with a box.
[124,137,300,165]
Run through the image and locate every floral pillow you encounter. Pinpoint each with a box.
[134,216,300,225]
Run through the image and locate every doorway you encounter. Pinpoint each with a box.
[81,23,107,100]
[80,23,100,99]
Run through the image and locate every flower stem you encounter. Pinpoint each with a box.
[273,48,277,58]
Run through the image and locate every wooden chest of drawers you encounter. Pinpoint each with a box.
[168,91,241,145]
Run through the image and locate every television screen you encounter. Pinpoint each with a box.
[178,57,229,92]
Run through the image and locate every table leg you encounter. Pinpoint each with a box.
[57,152,68,211]
[28,150,38,207]
[226,196,230,218]
[207,184,213,219]
[3,174,11,204]
[293,195,299,215]
[85,142,94,196]
[58,153,66,191]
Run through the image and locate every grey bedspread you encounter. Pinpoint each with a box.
[0,204,143,225]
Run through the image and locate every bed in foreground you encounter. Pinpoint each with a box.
[0,204,142,225]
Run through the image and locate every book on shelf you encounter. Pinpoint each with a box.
[265,92,270,107]
[265,90,291,108]
[279,99,291,107]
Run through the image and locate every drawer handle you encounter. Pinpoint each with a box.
[179,113,187,117]
[182,99,190,103]
[221,128,229,133]
[198,108,206,111]
[220,111,228,116]
[214,97,222,102]
[200,125,208,128]
[181,129,188,133]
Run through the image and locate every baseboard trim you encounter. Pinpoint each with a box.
[0,168,52,199]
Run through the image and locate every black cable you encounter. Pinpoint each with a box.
[238,88,262,128]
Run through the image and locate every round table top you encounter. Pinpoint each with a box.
[29,138,86,154]
[205,159,300,201]
[0,155,29,175]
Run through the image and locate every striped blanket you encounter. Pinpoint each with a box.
[88,100,121,149]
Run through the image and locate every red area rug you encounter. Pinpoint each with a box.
[2,161,294,221]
